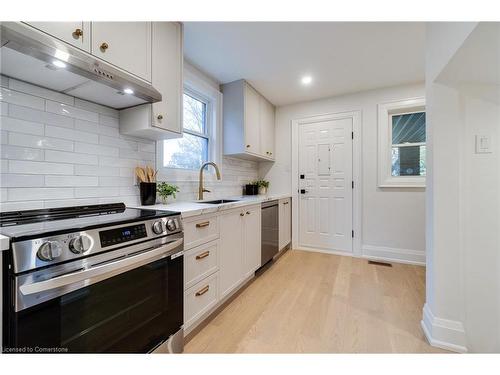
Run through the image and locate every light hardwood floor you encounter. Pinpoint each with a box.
[185,249,447,353]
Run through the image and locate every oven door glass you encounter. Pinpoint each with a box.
[8,255,183,353]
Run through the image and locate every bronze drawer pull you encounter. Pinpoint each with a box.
[73,28,83,38]
[195,251,210,260]
[196,221,210,228]
[246,211,250,215]
[195,285,209,296]
[283,201,289,205]
[100,42,109,51]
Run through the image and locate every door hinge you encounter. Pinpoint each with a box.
[351,131,354,140]
[352,230,354,238]
[352,181,354,189]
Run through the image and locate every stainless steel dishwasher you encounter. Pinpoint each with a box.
[261,200,279,267]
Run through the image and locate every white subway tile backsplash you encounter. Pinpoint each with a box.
[0,160,8,173]
[0,174,44,187]
[45,150,98,165]
[8,187,74,201]
[0,87,45,110]
[9,104,74,128]
[1,102,8,115]
[1,145,44,161]
[8,132,74,152]
[138,142,156,153]
[46,100,99,123]
[45,175,98,187]
[0,116,44,135]
[1,76,8,88]
[43,198,98,208]
[45,125,98,144]
[75,142,119,157]
[99,114,119,127]
[9,79,74,106]
[99,135,138,150]
[118,148,154,161]
[74,187,120,198]
[1,200,44,211]
[9,160,74,175]
[99,156,139,168]
[74,164,121,177]
[99,176,134,187]
[1,130,6,144]
[74,119,99,134]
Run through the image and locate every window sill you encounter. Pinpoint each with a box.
[378,176,426,188]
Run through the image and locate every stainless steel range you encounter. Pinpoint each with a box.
[1,203,184,353]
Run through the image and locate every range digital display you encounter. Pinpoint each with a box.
[99,224,147,247]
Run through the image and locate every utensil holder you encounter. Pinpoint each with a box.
[139,182,157,205]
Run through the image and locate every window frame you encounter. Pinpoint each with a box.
[156,69,222,182]
[378,97,426,188]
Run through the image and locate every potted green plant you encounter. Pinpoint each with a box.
[156,181,180,204]
[254,179,270,195]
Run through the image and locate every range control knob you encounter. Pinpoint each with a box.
[152,220,164,234]
[166,219,177,232]
[69,235,92,254]
[37,241,63,261]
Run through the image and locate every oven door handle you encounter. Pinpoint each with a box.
[19,238,184,296]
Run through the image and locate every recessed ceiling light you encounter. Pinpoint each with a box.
[52,60,66,69]
[301,75,313,85]
[123,88,134,95]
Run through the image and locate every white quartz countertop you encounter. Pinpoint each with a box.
[0,234,9,251]
[134,194,292,218]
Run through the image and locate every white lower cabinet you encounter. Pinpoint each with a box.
[219,209,244,299]
[184,272,219,329]
[279,198,291,250]
[183,204,263,334]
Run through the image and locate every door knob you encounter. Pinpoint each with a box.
[100,42,109,52]
[300,189,307,194]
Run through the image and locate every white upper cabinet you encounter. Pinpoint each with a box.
[24,22,91,52]
[151,22,183,134]
[244,84,261,156]
[119,22,183,140]
[91,22,152,82]
[260,96,275,159]
[222,79,276,161]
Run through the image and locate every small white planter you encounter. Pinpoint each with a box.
[258,186,268,195]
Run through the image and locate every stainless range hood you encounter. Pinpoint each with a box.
[0,22,162,109]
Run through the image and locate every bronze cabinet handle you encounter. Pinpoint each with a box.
[196,221,210,228]
[195,251,210,260]
[246,144,251,148]
[73,28,83,38]
[240,212,245,217]
[100,42,109,51]
[283,201,289,205]
[195,285,209,296]
[157,114,163,120]
[246,211,250,215]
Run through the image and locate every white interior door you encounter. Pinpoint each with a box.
[298,117,353,253]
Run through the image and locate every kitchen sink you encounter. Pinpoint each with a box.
[198,199,240,204]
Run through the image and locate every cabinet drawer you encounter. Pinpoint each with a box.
[183,215,219,250]
[184,272,219,329]
[184,240,219,290]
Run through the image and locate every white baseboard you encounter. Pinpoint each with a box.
[362,244,425,265]
[421,303,467,353]
[294,245,354,257]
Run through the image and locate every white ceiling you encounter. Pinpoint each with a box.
[184,22,425,106]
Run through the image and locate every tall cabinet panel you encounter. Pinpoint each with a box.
[243,206,262,277]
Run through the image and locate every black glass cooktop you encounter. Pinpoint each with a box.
[0,203,179,241]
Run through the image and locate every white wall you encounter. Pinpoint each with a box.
[423,22,500,353]
[260,83,426,260]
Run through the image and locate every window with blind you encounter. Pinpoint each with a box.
[391,112,426,177]
[377,97,426,187]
